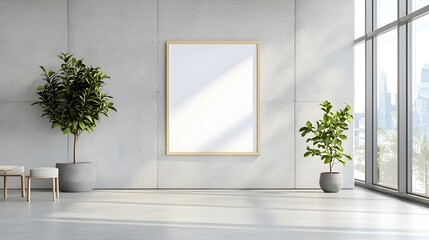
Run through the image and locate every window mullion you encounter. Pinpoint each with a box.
[406,19,412,193]
[397,23,407,193]
[365,0,375,186]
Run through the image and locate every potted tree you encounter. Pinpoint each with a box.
[33,53,116,192]
[298,100,353,193]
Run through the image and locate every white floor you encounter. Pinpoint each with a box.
[1,187,429,240]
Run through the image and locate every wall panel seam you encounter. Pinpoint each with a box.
[156,0,159,189]
[293,0,297,189]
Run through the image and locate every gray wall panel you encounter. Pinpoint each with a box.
[67,0,158,188]
[0,0,67,188]
[295,0,354,188]
[157,0,295,188]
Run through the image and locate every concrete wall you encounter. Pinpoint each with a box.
[0,0,68,188]
[295,0,354,188]
[0,0,354,189]
[68,0,158,188]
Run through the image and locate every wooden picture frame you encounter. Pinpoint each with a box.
[166,41,260,156]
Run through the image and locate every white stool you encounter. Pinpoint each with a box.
[0,166,25,198]
[27,168,59,201]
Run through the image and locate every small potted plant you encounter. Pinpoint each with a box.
[33,53,116,192]
[298,100,353,193]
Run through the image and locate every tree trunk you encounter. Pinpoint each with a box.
[73,134,79,164]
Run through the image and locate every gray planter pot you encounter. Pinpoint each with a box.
[319,172,343,193]
[56,162,96,192]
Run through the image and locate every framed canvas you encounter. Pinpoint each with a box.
[166,41,260,155]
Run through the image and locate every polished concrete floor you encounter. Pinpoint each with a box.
[0,187,428,240]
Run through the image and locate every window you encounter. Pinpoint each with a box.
[375,29,398,189]
[411,14,429,196]
[375,0,397,28]
[354,0,429,205]
[411,0,429,12]
[354,42,365,181]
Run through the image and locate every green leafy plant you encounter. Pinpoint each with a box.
[298,100,353,173]
[33,53,117,164]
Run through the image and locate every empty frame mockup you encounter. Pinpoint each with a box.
[166,41,260,156]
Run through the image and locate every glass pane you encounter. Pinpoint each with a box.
[355,0,365,38]
[411,0,429,13]
[376,0,397,28]
[411,14,429,196]
[376,29,398,189]
[354,42,365,181]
